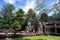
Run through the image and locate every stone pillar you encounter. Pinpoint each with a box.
[47,28,50,34]
[38,27,40,33]
[40,22,43,33]
[32,25,35,33]
[55,28,57,34]
[55,22,57,34]
[37,22,43,34]
[25,26,29,35]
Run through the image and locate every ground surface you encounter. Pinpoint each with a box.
[0,35,60,40]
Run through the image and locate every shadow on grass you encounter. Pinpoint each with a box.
[0,38,6,40]
[0,34,23,40]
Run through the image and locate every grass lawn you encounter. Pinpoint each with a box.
[2,35,60,40]
[12,35,60,40]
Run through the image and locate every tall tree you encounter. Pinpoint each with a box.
[35,0,48,14]
[16,9,25,25]
[53,1,60,13]
[34,0,52,18]
[26,8,36,26]
[15,9,25,30]
[13,20,21,31]
[0,3,15,29]
[27,8,36,21]
[0,16,3,29]
[1,3,15,19]
[1,12,14,29]
[7,12,15,29]
[52,0,60,21]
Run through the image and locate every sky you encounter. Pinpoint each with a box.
[0,0,58,14]
[0,0,36,13]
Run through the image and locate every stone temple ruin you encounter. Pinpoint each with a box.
[25,13,60,36]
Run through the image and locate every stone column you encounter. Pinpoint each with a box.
[47,28,50,34]
[38,22,43,34]
[32,25,35,33]
[55,22,57,34]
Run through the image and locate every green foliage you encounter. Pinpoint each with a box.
[0,16,3,29]
[0,16,3,23]
[0,4,27,30]
[7,12,14,21]
[1,3,15,18]
[27,8,36,21]
[16,9,25,23]
[3,24,9,29]
[52,13,60,21]
[15,9,26,30]
[7,12,14,29]
[0,3,15,29]
[51,1,60,21]
[25,8,36,26]
[13,20,21,31]
[2,12,14,29]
